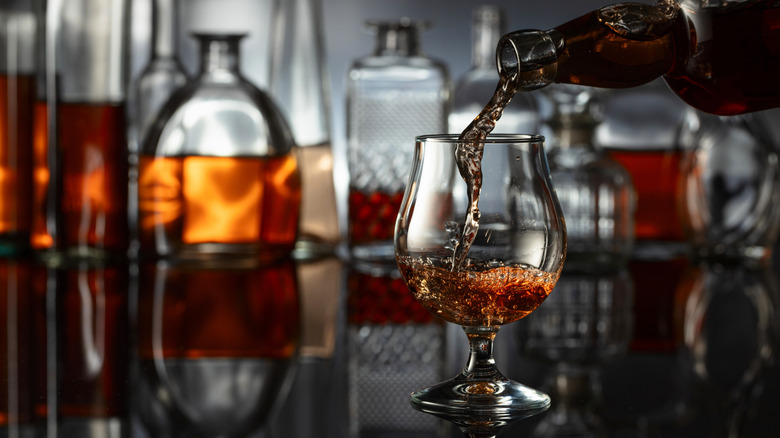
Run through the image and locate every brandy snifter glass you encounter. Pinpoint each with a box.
[395,134,566,436]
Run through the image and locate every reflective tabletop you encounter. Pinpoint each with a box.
[2,252,780,438]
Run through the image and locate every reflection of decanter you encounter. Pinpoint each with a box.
[138,33,300,263]
[135,260,299,437]
[680,114,780,262]
[346,19,450,261]
[495,0,780,115]
[346,263,447,437]
[675,261,779,436]
[520,270,634,438]
[449,6,538,135]
[543,84,635,271]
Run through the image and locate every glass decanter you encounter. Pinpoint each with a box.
[347,19,451,261]
[395,134,566,437]
[543,84,635,271]
[137,33,300,263]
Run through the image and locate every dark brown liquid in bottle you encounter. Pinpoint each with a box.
[554,0,780,115]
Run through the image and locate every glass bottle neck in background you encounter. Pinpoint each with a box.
[471,5,504,70]
[151,0,177,59]
[198,35,243,76]
[371,21,425,57]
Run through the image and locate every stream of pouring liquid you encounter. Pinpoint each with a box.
[451,71,521,271]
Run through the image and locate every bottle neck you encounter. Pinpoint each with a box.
[198,35,243,75]
[372,23,423,57]
[152,0,177,58]
[472,6,504,69]
[549,114,597,150]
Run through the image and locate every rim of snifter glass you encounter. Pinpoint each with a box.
[416,133,545,143]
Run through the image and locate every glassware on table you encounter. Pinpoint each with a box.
[395,135,567,436]
[0,9,36,255]
[679,114,780,262]
[270,0,340,256]
[347,19,450,261]
[137,33,300,264]
[40,0,131,260]
[543,84,635,271]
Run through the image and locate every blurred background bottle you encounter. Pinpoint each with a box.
[542,84,635,272]
[137,33,300,263]
[271,0,340,257]
[448,5,539,136]
[43,0,131,260]
[0,7,35,255]
[346,19,450,261]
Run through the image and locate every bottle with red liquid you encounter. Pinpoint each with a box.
[496,0,780,116]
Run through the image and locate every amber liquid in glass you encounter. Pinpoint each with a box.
[137,261,299,360]
[138,154,301,260]
[34,103,130,253]
[606,148,685,242]
[0,74,35,250]
[398,256,559,327]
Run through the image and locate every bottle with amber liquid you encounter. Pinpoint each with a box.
[0,11,36,255]
[138,33,301,263]
[497,0,780,116]
[31,0,131,260]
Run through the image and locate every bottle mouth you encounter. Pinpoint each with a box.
[495,30,558,91]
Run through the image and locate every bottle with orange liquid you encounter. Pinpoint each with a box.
[0,11,36,255]
[496,0,780,116]
[138,33,301,263]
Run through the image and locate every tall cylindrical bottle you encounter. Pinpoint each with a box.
[347,19,450,261]
[0,8,36,255]
[35,0,131,260]
[137,34,300,263]
[270,0,339,256]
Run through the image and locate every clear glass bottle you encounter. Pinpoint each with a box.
[449,5,539,135]
[137,34,301,263]
[544,84,635,271]
[133,0,188,146]
[346,19,450,261]
[271,0,340,256]
[679,114,780,262]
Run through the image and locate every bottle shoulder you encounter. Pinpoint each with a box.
[143,75,294,158]
[348,54,450,80]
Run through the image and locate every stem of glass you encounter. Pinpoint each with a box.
[462,326,503,381]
